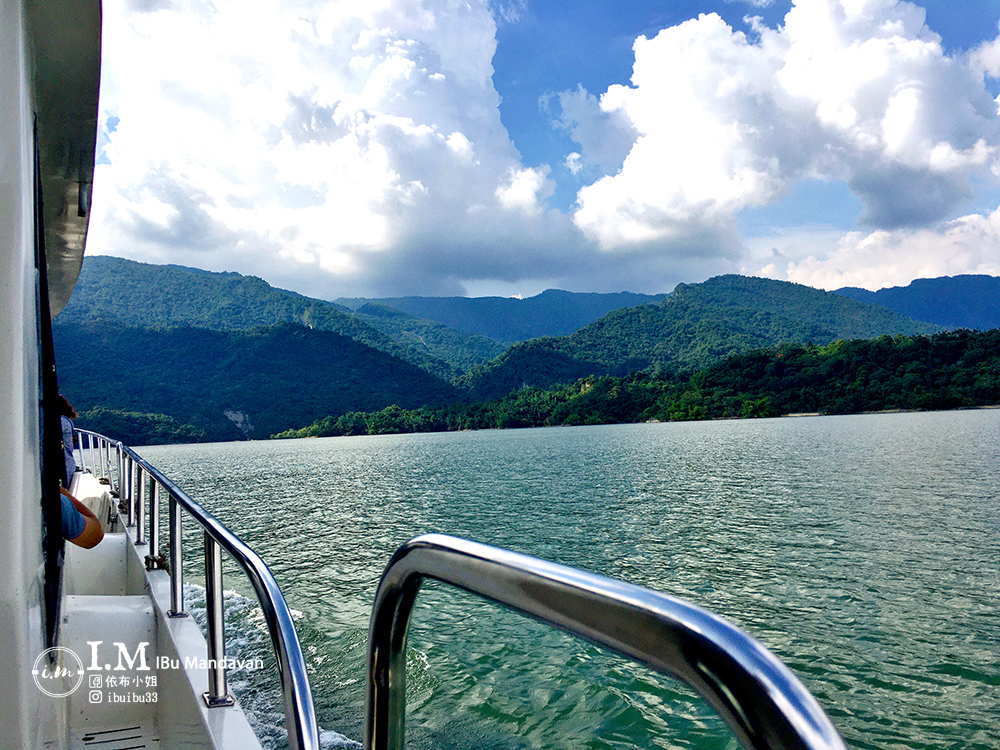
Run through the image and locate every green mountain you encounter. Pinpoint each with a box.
[56,259,958,445]
[54,322,461,443]
[336,289,665,344]
[280,329,1000,437]
[834,274,1000,330]
[460,275,942,400]
[59,256,460,380]
[351,303,506,372]
[61,257,670,378]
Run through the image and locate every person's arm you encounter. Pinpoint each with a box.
[60,487,104,548]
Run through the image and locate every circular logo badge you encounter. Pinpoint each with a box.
[32,647,85,698]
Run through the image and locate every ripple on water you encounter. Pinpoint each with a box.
[139,411,1000,750]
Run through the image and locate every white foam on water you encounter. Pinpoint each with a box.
[183,583,362,749]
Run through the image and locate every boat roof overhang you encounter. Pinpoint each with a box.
[27,0,101,316]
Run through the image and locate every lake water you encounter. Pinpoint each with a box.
[138,410,1000,750]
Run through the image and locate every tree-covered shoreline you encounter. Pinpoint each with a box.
[274,329,1000,439]
[60,259,999,446]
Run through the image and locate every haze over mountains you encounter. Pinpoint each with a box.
[54,256,994,443]
[833,275,1000,331]
[336,290,665,344]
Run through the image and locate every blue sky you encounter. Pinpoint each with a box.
[493,1,790,210]
[89,0,1000,299]
[493,0,1000,224]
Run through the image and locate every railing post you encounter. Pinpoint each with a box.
[87,432,96,474]
[115,443,124,505]
[125,455,135,527]
[146,481,164,569]
[74,430,85,474]
[167,494,187,618]
[203,532,235,707]
[61,431,319,749]
[135,465,146,546]
[100,439,109,480]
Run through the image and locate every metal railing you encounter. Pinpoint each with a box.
[366,534,848,750]
[74,427,111,483]
[74,430,320,750]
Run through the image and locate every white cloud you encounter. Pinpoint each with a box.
[571,0,1000,264]
[971,28,1000,79]
[495,166,554,214]
[88,0,1000,300]
[769,207,1000,289]
[545,85,638,179]
[490,0,527,25]
[725,0,775,8]
[90,0,586,297]
[572,13,795,250]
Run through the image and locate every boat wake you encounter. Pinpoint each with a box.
[184,583,361,749]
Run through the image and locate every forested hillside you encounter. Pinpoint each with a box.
[351,303,505,372]
[57,259,982,446]
[337,289,665,343]
[59,256,460,380]
[459,275,941,400]
[60,257,659,378]
[55,322,460,444]
[278,329,1000,437]
[834,274,1000,330]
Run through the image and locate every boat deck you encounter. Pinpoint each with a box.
[73,724,161,750]
[62,473,263,750]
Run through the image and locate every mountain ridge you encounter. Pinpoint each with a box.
[833,274,1000,330]
[55,321,461,442]
[336,289,667,344]
[59,255,462,380]
[55,257,991,443]
[459,275,942,400]
[61,257,665,376]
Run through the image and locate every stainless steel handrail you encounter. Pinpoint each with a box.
[366,534,848,750]
[74,429,320,750]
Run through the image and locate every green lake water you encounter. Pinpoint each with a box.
[140,410,1000,749]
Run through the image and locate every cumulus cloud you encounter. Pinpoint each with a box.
[89,0,1000,299]
[773,207,1000,289]
[570,0,1000,271]
[90,0,587,297]
[495,166,554,214]
[490,0,527,25]
[971,28,1000,79]
[545,86,638,179]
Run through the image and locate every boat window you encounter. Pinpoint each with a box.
[34,116,66,651]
